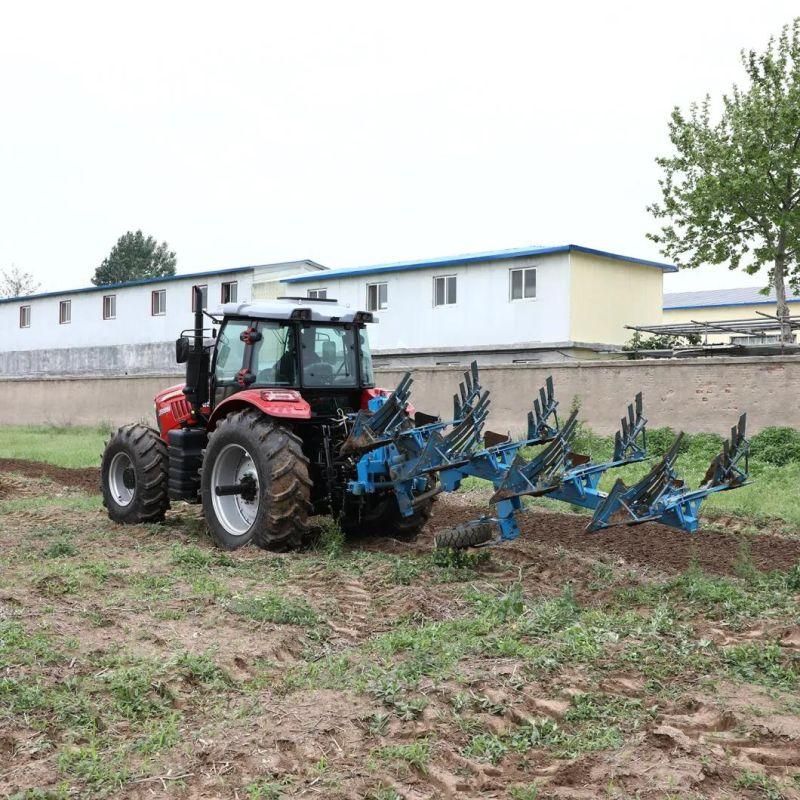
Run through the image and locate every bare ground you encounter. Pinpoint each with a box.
[1,461,799,799]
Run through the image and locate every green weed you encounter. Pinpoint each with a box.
[375,739,431,771]
[724,642,798,689]
[228,592,320,627]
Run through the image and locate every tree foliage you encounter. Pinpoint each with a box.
[648,19,800,338]
[92,230,177,286]
[0,266,40,298]
[623,331,701,352]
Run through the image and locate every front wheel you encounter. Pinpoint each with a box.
[201,410,312,551]
[101,424,170,524]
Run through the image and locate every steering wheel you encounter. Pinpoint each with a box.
[304,362,334,385]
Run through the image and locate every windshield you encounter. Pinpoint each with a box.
[300,325,359,387]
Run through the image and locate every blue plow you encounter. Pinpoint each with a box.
[340,363,750,549]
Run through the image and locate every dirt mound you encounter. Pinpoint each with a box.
[426,499,800,576]
[0,458,99,494]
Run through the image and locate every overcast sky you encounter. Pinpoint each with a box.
[1,1,797,295]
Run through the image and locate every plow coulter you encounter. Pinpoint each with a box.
[342,362,750,550]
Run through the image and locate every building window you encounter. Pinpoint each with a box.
[510,267,536,300]
[192,284,208,311]
[59,300,71,324]
[221,281,238,303]
[307,289,327,300]
[19,305,31,328]
[151,289,166,316]
[366,282,388,311]
[433,275,457,307]
[103,294,116,320]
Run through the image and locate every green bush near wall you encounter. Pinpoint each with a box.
[749,427,800,467]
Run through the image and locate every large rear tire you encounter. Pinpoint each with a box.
[201,409,311,551]
[101,424,170,524]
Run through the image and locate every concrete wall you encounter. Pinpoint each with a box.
[0,341,182,378]
[1,356,797,434]
[569,252,664,344]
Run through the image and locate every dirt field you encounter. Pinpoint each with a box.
[2,461,800,799]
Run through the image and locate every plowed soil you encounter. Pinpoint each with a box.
[421,500,800,577]
[1,461,800,799]
[0,457,99,494]
[5,457,797,577]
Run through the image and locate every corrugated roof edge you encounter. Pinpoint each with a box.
[283,244,677,283]
[0,264,259,305]
[664,297,800,310]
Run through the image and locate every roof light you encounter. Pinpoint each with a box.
[354,311,374,323]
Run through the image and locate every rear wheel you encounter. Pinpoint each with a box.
[101,424,169,524]
[201,409,311,551]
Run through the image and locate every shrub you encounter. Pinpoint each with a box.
[750,427,800,466]
[645,427,687,457]
[685,432,724,462]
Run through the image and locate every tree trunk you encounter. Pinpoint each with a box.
[774,247,792,343]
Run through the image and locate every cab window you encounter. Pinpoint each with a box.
[301,325,358,387]
[253,323,296,385]
[214,320,249,383]
[359,327,374,386]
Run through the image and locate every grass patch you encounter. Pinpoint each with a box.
[375,739,431,771]
[465,716,623,763]
[735,770,786,800]
[227,592,320,627]
[0,424,110,468]
[724,642,799,689]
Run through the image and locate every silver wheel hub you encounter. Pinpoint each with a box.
[108,451,136,507]
[210,443,260,536]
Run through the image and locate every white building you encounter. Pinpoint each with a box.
[0,244,674,376]
[283,245,674,365]
[0,260,325,376]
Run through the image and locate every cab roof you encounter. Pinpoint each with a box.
[220,297,376,324]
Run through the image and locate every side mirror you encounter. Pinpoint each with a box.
[176,336,190,364]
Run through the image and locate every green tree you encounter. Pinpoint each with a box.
[92,230,177,286]
[648,19,800,340]
[623,330,701,352]
[0,266,40,297]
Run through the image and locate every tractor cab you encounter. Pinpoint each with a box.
[208,298,376,418]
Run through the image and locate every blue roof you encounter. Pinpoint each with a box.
[0,264,256,305]
[283,244,677,283]
[664,286,800,310]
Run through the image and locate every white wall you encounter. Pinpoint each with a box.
[1,271,253,353]
[286,253,572,351]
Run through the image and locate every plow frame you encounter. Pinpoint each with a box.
[340,363,750,547]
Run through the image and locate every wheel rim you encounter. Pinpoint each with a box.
[210,443,260,536]
[108,451,136,507]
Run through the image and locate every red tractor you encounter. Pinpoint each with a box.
[100,289,434,550]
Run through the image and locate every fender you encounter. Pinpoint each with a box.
[208,389,312,430]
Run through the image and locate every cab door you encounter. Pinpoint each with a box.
[210,318,252,408]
